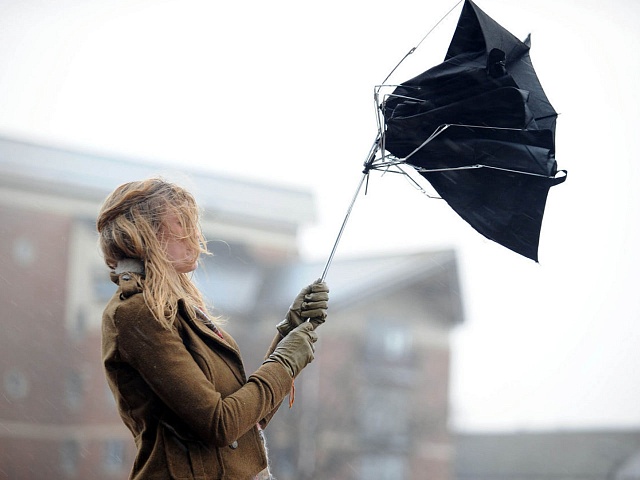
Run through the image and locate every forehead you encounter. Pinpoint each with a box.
[162,211,182,223]
[160,204,197,228]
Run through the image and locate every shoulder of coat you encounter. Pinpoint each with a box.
[116,272,144,299]
[103,277,149,328]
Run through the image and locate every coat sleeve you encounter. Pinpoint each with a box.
[112,299,293,447]
[259,332,287,428]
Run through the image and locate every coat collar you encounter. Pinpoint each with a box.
[178,299,240,356]
[114,258,145,275]
[177,300,247,384]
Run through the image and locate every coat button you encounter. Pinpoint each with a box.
[230,440,238,449]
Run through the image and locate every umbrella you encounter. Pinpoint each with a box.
[321,0,566,279]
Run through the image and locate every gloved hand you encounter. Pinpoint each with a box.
[265,322,318,378]
[277,279,329,336]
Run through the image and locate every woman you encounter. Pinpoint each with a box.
[97,178,329,479]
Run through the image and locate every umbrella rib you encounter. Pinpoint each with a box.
[444,123,531,132]
[397,165,442,199]
[414,163,555,179]
[379,0,464,86]
[384,92,424,103]
[403,124,451,162]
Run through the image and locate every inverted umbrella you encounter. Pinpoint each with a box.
[321,0,566,279]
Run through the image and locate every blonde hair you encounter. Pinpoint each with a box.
[96,177,209,328]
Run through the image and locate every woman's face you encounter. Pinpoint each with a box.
[157,211,199,273]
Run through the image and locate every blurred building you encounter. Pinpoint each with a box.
[454,430,640,480]
[0,135,463,480]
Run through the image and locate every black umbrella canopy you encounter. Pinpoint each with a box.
[380,0,566,262]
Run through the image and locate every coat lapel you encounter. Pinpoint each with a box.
[178,301,248,384]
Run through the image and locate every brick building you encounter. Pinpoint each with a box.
[0,135,463,480]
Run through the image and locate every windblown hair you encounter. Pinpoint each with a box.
[96,177,209,328]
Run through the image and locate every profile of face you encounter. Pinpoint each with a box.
[157,211,199,274]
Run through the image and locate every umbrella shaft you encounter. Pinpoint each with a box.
[320,172,368,282]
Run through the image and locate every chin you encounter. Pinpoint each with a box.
[175,262,198,274]
[186,261,198,273]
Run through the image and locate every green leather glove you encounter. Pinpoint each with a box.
[265,322,318,378]
[277,280,329,336]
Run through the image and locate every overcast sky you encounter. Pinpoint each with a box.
[1,0,639,432]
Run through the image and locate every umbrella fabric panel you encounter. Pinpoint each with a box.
[423,167,557,261]
[400,127,557,176]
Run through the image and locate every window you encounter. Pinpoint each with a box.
[364,320,417,386]
[365,321,413,363]
[3,368,30,400]
[360,386,410,448]
[360,454,408,480]
[60,440,79,476]
[66,220,113,336]
[103,439,126,473]
[65,370,85,411]
[382,326,411,360]
[12,236,37,266]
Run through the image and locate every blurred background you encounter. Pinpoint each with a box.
[1,0,639,478]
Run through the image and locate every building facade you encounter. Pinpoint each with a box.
[0,136,463,480]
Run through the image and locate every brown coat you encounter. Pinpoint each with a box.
[102,272,292,479]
